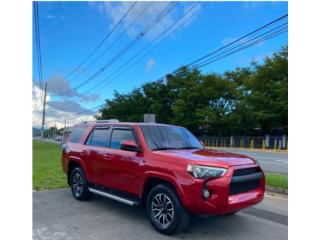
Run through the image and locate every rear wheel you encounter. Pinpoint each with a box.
[70,167,91,201]
[147,184,190,235]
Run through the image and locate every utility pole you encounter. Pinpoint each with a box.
[41,82,47,139]
[54,120,57,139]
[64,118,66,129]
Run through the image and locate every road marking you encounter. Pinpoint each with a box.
[276,160,288,163]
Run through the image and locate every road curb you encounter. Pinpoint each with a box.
[266,185,288,195]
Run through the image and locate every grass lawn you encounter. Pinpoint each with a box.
[265,172,288,190]
[33,140,68,190]
[33,140,288,192]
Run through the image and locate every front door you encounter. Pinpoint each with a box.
[84,126,111,185]
[105,127,142,195]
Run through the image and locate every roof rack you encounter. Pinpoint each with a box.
[81,119,120,124]
[96,119,120,123]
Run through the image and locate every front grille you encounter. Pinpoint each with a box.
[233,167,260,176]
[230,167,262,195]
[230,179,260,195]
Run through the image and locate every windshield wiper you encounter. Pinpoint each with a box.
[177,147,202,150]
[153,147,178,151]
[153,147,201,151]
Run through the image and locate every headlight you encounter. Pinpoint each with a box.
[187,165,227,179]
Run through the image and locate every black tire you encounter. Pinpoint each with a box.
[70,167,91,201]
[146,184,190,235]
[224,211,238,216]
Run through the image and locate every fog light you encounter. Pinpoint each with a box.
[202,189,211,199]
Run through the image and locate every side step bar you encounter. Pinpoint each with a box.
[88,187,139,206]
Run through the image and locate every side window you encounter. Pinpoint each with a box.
[110,129,136,150]
[87,128,109,147]
[69,125,88,143]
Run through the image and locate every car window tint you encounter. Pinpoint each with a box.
[110,129,136,149]
[69,125,88,143]
[140,125,202,150]
[89,128,108,147]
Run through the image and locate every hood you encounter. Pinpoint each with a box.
[154,148,256,167]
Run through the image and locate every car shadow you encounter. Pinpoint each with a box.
[88,194,252,239]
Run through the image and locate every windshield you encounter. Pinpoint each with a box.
[140,125,203,150]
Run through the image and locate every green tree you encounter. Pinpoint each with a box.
[239,46,288,133]
[97,46,288,136]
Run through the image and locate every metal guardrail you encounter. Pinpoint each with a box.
[198,136,288,150]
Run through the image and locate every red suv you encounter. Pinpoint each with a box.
[61,120,265,235]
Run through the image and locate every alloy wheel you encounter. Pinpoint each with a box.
[72,172,83,197]
[151,193,175,229]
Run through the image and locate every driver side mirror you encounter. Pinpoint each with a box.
[120,140,139,152]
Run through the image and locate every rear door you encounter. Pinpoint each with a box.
[84,126,111,185]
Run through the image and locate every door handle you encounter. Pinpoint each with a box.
[80,150,89,156]
[104,153,113,160]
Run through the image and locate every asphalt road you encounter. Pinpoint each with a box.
[33,189,288,240]
[213,147,288,175]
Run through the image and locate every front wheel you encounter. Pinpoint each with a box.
[70,167,91,201]
[147,184,190,235]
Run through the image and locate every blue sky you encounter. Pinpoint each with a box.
[32,1,288,128]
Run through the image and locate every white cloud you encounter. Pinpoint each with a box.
[32,86,97,129]
[39,75,100,102]
[91,2,202,41]
[145,58,156,72]
[47,100,93,114]
[46,75,77,97]
[33,84,50,112]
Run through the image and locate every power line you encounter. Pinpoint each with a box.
[86,8,287,96]
[185,14,288,68]
[33,1,43,90]
[193,22,288,68]
[195,28,288,69]
[73,105,102,116]
[61,2,178,96]
[33,2,48,138]
[72,27,287,117]
[146,14,288,83]
[68,2,153,83]
[98,2,206,92]
[69,13,288,118]
[85,2,203,94]
[65,1,138,81]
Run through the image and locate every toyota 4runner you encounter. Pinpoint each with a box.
[61,120,265,235]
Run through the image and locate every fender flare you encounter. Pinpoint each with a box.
[67,156,91,183]
[139,171,189,207]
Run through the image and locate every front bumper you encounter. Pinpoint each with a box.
[181,164,265,215]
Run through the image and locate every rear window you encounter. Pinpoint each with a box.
[69,125,88,143]
[87,128,109,147]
